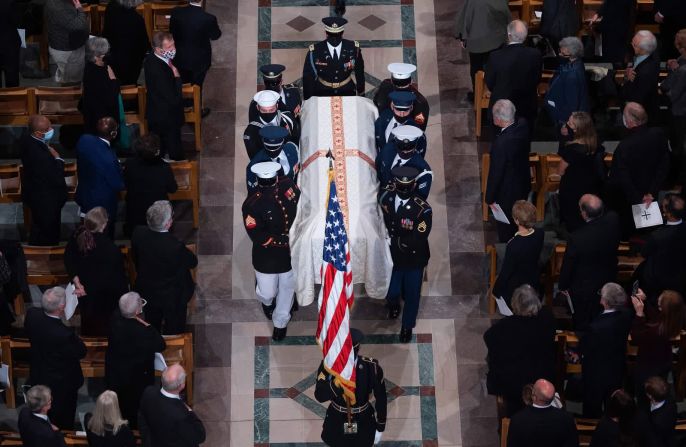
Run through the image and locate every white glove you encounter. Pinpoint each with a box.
[374,430,383,445]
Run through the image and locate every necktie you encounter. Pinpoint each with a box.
[333,48,338,62]
[392,157,402,170]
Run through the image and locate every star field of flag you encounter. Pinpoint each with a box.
[323,178,348,271]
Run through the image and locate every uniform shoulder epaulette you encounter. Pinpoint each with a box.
[283,83,296,89]
[354,40,360,48]
[382,183,396,192]
[309,44,315,51]
[360,355,377,364]
[413,196,427,207]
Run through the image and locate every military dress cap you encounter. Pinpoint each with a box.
[389,91,416,110]
[259,126,288,146]
[391,124,423,142]
[388,62,417,80]
[391,165,420,184]
[322,16,347,33]
[250,161,281,179]
[253,90,281,108]
[350,328,364,347]
[260,64,286,80]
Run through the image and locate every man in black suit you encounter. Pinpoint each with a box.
[0,0,21,87]
[132,200,197,335]
[144,31,185,161]
[170,0,221,117]
[559,195,621,331]
[636,194,686,300]
[485,20,542,128]
[637,376,677,446]
[580,283,633,417]
[507,379,578,447]
[20,115,68,246]
[25,287,87,429]
[485,99,531,242]
[139,364,205,447]
[18,385,67,447]
[623,31,661,121]
[654,0,686,60]
[106,292,166,428]
[605,102,670,240]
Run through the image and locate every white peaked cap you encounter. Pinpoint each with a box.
[250,161,281,179]
[391,125,423,141]
[388,62,417,80]
[253,90,281,107]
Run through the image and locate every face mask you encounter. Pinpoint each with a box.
[260,112,277,123]
[266,146,283,158]
[396,139,416,155]
[565,125,574,139]
[559,55,570,65]
[327,35,343,47]
[395,183,415,199]
[160,49,176,60]
[42,129,55,142]
[265,80,282,92]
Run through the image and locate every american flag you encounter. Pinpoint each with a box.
[316,167,356,403]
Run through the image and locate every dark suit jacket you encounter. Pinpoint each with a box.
[485,118,531,219]
[143,55,184,127]
[654,0,686,23]
[484,307,556,400]
[102,1,149,85]
[580,310,633,391]
[0,0,21,55]
[493,229,544,301]
[123,157,178,234]
[485,43,543,120]
[132,227,197,310]
[24,307,86,391]
[623,52,661,117]
[637,401,677,447]
[558,211,621,296]
[80,62,120,133]
[19,134,67,207]
[169,4,221,72]
[17,407,66,447]
[138,386,205,447]
[507,406,579,447]
[639,222,686,294]
[74,134,125,216]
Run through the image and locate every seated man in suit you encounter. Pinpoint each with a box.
[559,194,621,330]
[249,64,302,122]
[244,89,298,160]
[139,364,205,447]
[637,376,677,446]
[18,385,66,447]
[373,62,429,130]
[20,115,68,246]
[246,126,300,193]
[622,31,660,121]
[25,287,87,429]
[376,125,432,199]
[106,292,166,428]
[374,91,426,154]
[605,102,670,240]
[75,117,125,239]
[636,194,686,301]
[132,201,198,335]
[580,283,633,418]
[507,379,578,447]
[485,99,531,242]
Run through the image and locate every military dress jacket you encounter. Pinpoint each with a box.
[241,177,300,274]
[374,108,427,155]
[378,186,432,268]
[372,79,430,130]
[242,111,298,160]
[245,142,300,193]
[375,143,433,199]
[248,85,302,121]
[302,39,365,100]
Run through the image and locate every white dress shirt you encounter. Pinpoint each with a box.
[327,42,342,59]
[272,151,290,175]
[394,196,409,212]
[385,118,401,143]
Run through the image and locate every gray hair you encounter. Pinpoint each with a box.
[161,366,187,392]
[511,284,542,317]
[86,37,110,63]
[146,200,173,232]
[42,287,66,313]
[492,99,516,123]
[559,36,584,59]
[507,20,528,44]
[119,292,143,318]
[115,0,142,8]
[635,30,657,54]
[601,282,627,309]
[26,385,51,413]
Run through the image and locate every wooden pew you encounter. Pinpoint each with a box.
[120,85,148,135]
[34,87,83,125]
[143,2,187,41]
[183,84,203,151]
[0,88,37,126]
[0,332,194,409]
[169,161,200,228]
[486,245,498,314]
[0,165,22,204]
[500,417,510,447]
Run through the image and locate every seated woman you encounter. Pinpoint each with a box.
[492,200,544,309]
[483,285,556,417]
[590,389,638,447]
[85,390,136,447]
[557,111,606,233]
[80,37,121,135]
[123,135,178,237]
[65,207,129,336]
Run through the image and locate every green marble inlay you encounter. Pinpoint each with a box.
[417,343,434,386]
[420,395,438,441]
[401,5,415,40]
[344,0,400,4]
[293,371,317,392]
[270,40,403,49]
[292,393,328,418]
[254,397,270,443]
[255,345,270,389]
[269,442,422,447]
[257,48,271,80]
[403,46,417,67]
[270,388,289,398]
[272,0,328,6]
[258,7,271,43]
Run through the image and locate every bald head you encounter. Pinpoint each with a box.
[532,379,555,406]
[507,20,528,44]
[623,102,648,128]
[579,194,604,222]
[161,364,187,394]
[96,117,118,140]
[28,115,51,135]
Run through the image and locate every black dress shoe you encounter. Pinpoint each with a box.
[262,303,276,320]
[201,107,211,118]
[291,297,299,313]
[387,302,401,319]
[399,327,412,343]
[272,326,287,341]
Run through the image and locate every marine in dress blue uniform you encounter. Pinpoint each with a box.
[244,90,298,160]
[302,17,365,100]
[373,63,430,130]
[378,166,432,343]
[375,125,433,199]
[374,90,426,155]
[314,329,387,447]
[248,64,302,122]
[242,162,301,341]
[246,126,300,193]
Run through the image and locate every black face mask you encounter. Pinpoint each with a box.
[395,182,416,199]
[396,139,417,155]
[558,55,571,65]
[392,78,412,89]
[565,124,575,139]
[393,112,409,123]
[264,80,281,92]
[327,34,343,47]
[266,146,283,159]
[260,111,277,123]
[257,176,278,188]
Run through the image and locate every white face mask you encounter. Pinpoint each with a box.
[159,49,176,60]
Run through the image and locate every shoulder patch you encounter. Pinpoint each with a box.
[244,215,256,229]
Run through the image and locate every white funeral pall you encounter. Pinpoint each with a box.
[290,96,393,306]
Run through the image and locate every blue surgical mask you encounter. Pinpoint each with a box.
[42,129,55,142]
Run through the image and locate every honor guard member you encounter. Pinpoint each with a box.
[374,90,427,154]
[246,126,300,193]
[314,328,387,447]
[248,64,302,122]
[373,63,430,130]
[242,161,301,341]
[376,125,432,200]
[244,90,298,160]
[302,17,365,100]
[379,166,432,342]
